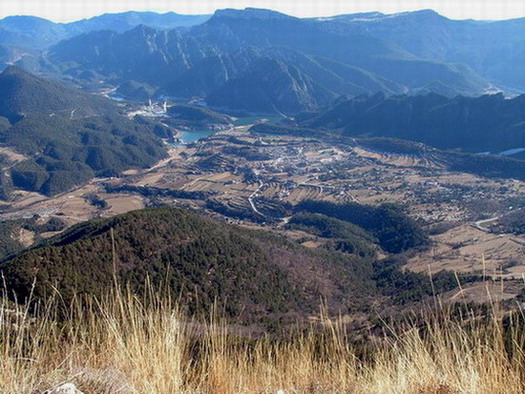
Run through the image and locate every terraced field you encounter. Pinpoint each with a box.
[0,126,523,285]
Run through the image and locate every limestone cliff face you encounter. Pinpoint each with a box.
[207,57,336,114]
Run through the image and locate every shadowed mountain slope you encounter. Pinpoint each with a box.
[299,92,525,153]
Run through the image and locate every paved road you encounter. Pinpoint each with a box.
[248,180,265,216]
[473,217,499,232]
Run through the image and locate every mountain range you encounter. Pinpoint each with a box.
[0,12,211,50]
[43,8,497,114]
[1,8,524,114]
[313,10,525,93]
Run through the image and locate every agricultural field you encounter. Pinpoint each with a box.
[0,125,523,285]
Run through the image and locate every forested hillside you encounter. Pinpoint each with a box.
[295,200,429,253]
[0,67,168,197]
[0,207,380,320]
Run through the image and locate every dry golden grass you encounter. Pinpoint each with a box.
[2,285,525,394]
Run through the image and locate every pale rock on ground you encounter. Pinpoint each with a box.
[45,383,84,394]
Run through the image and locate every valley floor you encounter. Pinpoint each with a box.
[1,125,523,305]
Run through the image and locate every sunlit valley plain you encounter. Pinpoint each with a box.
[0,5,525,393]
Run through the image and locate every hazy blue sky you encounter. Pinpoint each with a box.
[1,0,524,22]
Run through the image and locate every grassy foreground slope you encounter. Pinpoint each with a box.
[2,286,525,393]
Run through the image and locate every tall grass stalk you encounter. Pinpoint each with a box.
[1,284,525,393]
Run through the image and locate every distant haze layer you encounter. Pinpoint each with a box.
[1,0,524,22]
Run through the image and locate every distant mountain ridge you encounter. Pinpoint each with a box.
[1,8,524,113]
[70,11,211,33]
[0,12,211,50]
[44,8,499,114]
[312,9,525,92]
